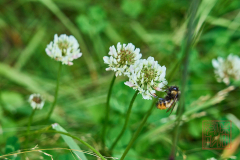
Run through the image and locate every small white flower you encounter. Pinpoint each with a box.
[103,42,142,76]
[52,123,59,129]
[206,157,217,160]
[28,94,45,110]
[229,156,237,159]
[125,57,168,100]
[212,54,240,85]
[45,34,82,65]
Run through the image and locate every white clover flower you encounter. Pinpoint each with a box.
[28,94,45,110]
[103,42,142,76]
[212,54,240,85]
[124,57,168,100]
[45,34,82,65]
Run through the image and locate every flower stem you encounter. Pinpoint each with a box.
[169,1,199,159]
[101,74,116,147]
[45,62,62,122]
[26,109,36,147]
[110,90,139,151]
[120,100,156,160]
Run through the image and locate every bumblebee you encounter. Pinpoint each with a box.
[153,86,180,114]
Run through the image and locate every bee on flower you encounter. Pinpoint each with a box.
[28,94,45,110]
[212,54,240,85]
[45,34,82,65]
[124,57,168,100]
[103,42,142,76]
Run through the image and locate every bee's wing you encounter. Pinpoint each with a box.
[166,94,178,115]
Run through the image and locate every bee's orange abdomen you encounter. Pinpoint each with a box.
[157,102,167,110]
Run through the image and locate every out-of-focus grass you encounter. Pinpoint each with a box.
[1,0,240,159]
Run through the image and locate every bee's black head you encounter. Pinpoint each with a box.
[170,86,179,91]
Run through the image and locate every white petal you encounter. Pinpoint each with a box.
[103,56,110,64]
[124,81,135,87]
[212,59,219,68]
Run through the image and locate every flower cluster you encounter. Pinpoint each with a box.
[103,42,142,76]
[125,57,167,99]
[28,94,45,110]
[212,54,240,85]
[103,42,168,99]
[45,34,82,65]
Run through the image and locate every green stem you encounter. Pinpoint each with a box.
[26,109,36,146]
[110,90,139,151]
[45,62,62,122]
[169,1,199,159]
[0,91,3,109]
[102,74,116,146]
[120,100,156,160]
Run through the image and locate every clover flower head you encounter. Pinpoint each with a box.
[45,34,82,65]
[212,54,240,85]
[28,94,45,110]
[103,42,142,76]
[124,57,168,100]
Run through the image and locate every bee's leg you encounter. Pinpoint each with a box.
[151,93,158,98]
[156,102,159,108]
[163,101,166,109]
[156,100,163,109]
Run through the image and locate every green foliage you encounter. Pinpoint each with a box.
[76,5,107,34]
[0,137,20,160]
[121,0,143,18]
[0,0,240,159]
[1,91,25,113]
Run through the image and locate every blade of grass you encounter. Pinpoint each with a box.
[130,22,151,44]
[206,16,240,31]
[195,0,218,35]
[52,124,88,160]
[14,27,46,70]
[104,23,124,43]
[170,0,200,159]
[131,21,172,44]
[89,33,107,62]
[221,135,240,159]
[0,18,7,28]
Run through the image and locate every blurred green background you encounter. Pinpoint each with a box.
[0,0,240,159]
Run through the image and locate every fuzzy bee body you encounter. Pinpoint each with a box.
[155,86,180,114]
[157,99,174,110]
